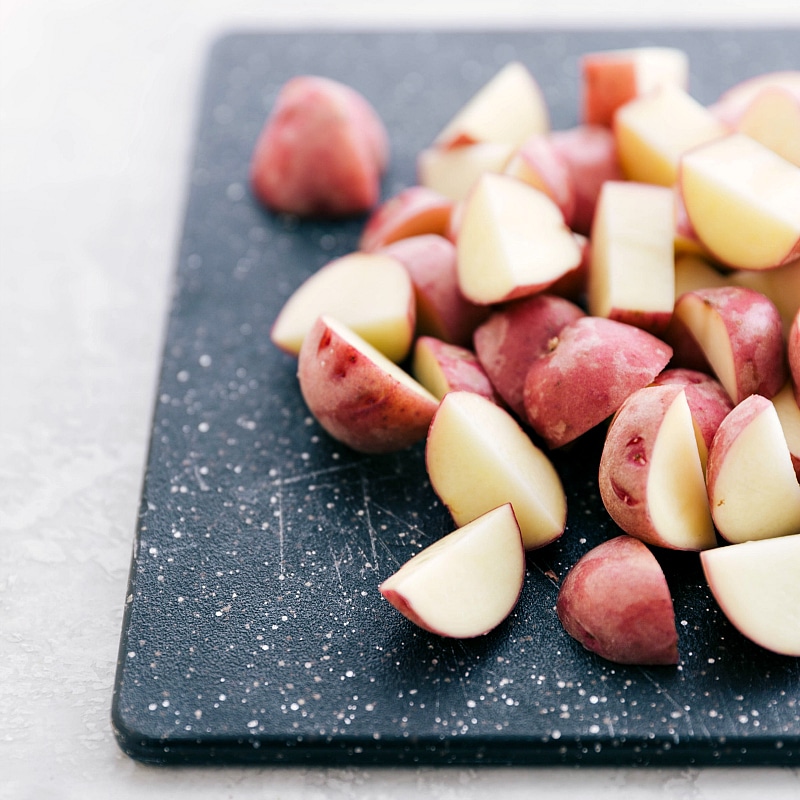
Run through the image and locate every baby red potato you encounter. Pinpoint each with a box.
[588,180,675,336]
[651,368,734,453]
[710,70,800,166]
[701,533,800,657]
[472,293,585,420]
[503,133,577,227]
[358,186,453,252]
[786,307,800,404]
[613,84,727,187]
[580,46,689,127]
[678,133,800,270]
[598,384,717,551]
[456,172,583,305]
[379,234,489,347]
[417,141,516,202]
[771,381,800,479]
[270,251,416,362]
[425,391,567,550]
[706,394,800,543]
[556,535,680,666]
[433,61,549,149]
[522,316,673,449]
[411,336,499,403]
[250,75,388,217]
[379,504,525,639]
[548,124,623,236]
[297,316,439,454]
[671,285,787,405]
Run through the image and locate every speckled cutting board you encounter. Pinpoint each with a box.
[112,29,800,766]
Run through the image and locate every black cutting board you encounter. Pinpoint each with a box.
[112,29,800,766]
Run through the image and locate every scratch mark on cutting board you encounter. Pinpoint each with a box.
[360,473,379,569]
[269,462,359,487]
[638,668,695,738]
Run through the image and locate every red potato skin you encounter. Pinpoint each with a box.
[547,233,590,301]
[380,234,490,347]
[673,286,788,404]
[789,308,800,405]
[581,57,638,127]
[522,316,673,448]
[705,394,771,514]
[651,368,734,450]
[414,336,501,403]
[250,76,389,217]
[598,384,711,550]
[472,294,586,420]
[549,125,623,235]
[359,186,454,252]
[506,134,577,226]
[297,317,438,454]
[556,535,679,665]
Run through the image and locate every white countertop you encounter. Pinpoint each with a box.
[2,2,800,798]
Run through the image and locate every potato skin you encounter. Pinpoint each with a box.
[297,317,438,454]
[250,76,388,217]
[556,535,679,665]
[522,316,673,448]
[598,384,684,546]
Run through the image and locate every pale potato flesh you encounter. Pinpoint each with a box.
[646,390,716,549]
[434,61,549,148]
[615,84,727,187]
[707,396,800,542]
[672,293,737,401]
[701,534,800,656]
[588,180,675,329]
[271,252,415,361]
[426,391,566,549]
[680,133,800,270]
[417,142,515,202]
[379,504,525,638]
[457,173,582,304]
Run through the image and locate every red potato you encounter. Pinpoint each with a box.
[379,234,489,347]
[661,254,728,373]
[548,124,623,235]
[598,384,716,551]
[425,391,567,550]
[379,504,525,639]
[456,172,583,305]
[580,46,689,127]
[710,70,800,167]
[730,256,800,338]
[411,336,499,403]
[613,84,728,187]
[250,75,388,217]
[547,232,590,301]
[358,186,453,252]
[433,61,549,149]
[789,308,800,405]
[503,133,577,227]
[701,533,800,657]
[270,251,416,362]
[772,381,800,479]
[417,141,516,202]
[588,180,675,335]
[556,535,680,666]
[472,293,586,420]
[651,368,734,453]
[711,71,800,126]
[297,316,439,454]
[679,133,800,271]
[706,394,800,543]
[671,286,787,405]
[522,316,673,449]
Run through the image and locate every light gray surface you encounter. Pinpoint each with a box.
[2,2,800,798]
